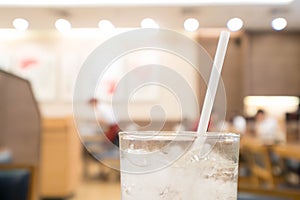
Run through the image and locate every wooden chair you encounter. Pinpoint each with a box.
[239,141,300,199]
[242,142,275,188]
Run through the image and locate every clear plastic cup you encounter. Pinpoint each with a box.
[119,131,240,200]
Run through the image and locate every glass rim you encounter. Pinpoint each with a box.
[119,131,240,139]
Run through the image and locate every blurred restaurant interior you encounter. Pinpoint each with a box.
[0,0,300,200]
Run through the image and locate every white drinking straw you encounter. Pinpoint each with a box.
[197,31,230,135]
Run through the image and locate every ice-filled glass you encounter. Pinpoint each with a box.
[119,131,240,200]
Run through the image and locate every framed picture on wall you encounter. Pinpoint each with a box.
[11,43,57,102]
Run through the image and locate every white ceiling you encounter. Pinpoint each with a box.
[0,1,299,31]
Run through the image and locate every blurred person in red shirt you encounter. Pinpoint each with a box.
[88,98,120,146]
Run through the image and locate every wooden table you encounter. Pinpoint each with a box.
[271,143,300,161]
[241,136,300,161]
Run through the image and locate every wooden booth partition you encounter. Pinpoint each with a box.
[0,70,41,200]
[40,117,83,198]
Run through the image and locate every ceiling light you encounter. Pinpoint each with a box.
[271,17,287,31]
[55,19,72,33]
[227,18,243,32]
[184,18,199,32]
[13,18,29,31]
[98,19,115,30]
[141,18,159,29]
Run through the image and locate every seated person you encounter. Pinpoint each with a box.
[91,98,120,146]
[255,109,284,144]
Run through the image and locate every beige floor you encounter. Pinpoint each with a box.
[71,180,121,200]
[71,152,122,200]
